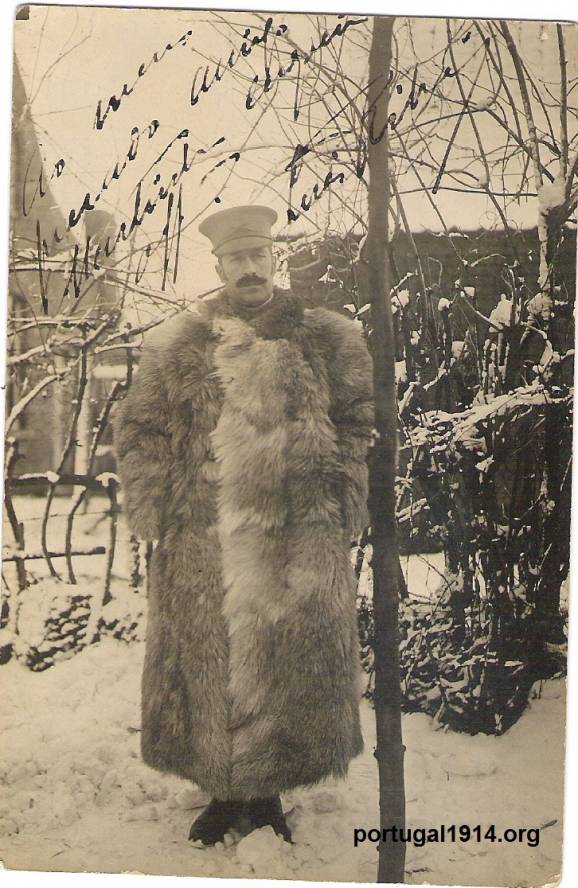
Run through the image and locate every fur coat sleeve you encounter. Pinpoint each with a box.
[112,333,172,541]
[318,309,374,541]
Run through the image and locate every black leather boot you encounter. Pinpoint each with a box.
[244,795,292,843]
[188,798,244,845]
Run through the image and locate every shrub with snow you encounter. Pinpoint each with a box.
[14,579,95,672]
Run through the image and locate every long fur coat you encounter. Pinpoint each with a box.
[113,287,374,801]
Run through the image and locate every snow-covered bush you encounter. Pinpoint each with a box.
[99,588,147,644]
[7,574,147,672]
[396,587,563,735]
[13,579,96,672]
[357,563,564,734]
[358,367,571,733]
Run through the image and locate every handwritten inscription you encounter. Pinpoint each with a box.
[32,130,238,306]
[94,29,193,130]
[68,120,160,229]
[190,14,368,122]
[22,12,392,312]
[283,41,483,223]
[22,155,66,218]
[190,17,280,107]
[245,15,369,120]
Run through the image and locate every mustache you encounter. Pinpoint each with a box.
[236,274,266,288]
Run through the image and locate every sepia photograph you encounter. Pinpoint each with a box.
[0,3,576,886]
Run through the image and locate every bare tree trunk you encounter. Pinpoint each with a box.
[366,15,406,884]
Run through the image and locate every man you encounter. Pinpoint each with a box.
[113,205,374,846]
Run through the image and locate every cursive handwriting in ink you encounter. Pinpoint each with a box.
[67,120,160,229]
[200,150,241,185]
[285,143,312,188]
[284,130,352,189]
[32,130,240,306]
[131,133,228,203]
[22,154,65,217]
[94,29,193,130]
[34,219,49,314]
[385,66,428,131]
[130,127,194,197]
[190,17,280,107]
[161,183,184,290]
[246,15,368,121]
[283,29,488,221]
[287,168,346,223]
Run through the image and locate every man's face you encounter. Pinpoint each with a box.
[217,245,276,307]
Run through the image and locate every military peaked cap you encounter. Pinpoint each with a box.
[199,205,278,257]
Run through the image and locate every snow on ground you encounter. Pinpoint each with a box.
[1,498,565,883]
[0,638,564,886]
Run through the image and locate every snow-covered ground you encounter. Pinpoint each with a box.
[0,637,564,886]
[0,497,565,883]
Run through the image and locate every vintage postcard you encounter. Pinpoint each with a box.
[1,4,576,886]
